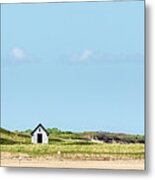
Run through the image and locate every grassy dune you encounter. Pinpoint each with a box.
[0,128,31,144]
[1,143,144,161]
[0,127,145,161]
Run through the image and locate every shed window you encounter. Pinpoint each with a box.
[39,128,41,132]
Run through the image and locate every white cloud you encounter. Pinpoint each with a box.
[10,47,38,65]
[71,49,93,62]
[12,48,25,60]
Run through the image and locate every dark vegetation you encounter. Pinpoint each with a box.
[93,132,145,144]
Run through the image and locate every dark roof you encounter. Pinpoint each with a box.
[31,123,49,136]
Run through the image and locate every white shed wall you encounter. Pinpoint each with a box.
[31,126,48,144]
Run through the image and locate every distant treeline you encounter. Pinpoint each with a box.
[22,128,72,134]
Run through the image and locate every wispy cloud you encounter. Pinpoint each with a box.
[69,49,143,64]
[12,48,25,60]
[11,47,38,64]
[79,49,93,61]
[2,47,39,68]
[71,49,93,62]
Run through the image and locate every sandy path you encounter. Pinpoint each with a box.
[0,152,144,170]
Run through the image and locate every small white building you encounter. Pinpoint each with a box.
[31,124,49,144]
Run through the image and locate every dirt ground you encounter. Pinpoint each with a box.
[0,152,144,170]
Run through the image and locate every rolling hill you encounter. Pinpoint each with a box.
[0,127,144,145]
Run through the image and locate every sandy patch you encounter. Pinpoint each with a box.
[0,152,144,170]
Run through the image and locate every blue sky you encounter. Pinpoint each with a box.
[1,1,144,134]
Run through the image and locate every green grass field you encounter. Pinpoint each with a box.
[0,127,145,161]
[1,143,144,161]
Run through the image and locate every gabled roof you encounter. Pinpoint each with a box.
[31,123,49,136]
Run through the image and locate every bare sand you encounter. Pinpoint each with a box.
[0,152,144,170]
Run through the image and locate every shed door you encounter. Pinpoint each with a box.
[37,133,42,143]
